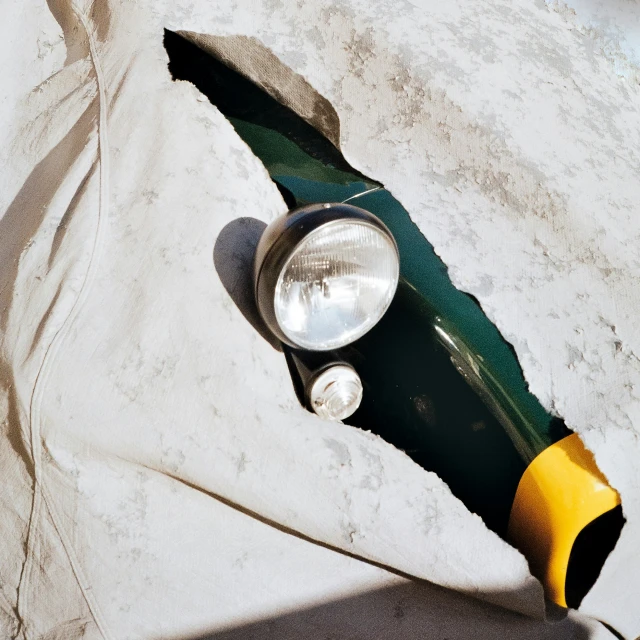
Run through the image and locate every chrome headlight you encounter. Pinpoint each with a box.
[254,203,399,351]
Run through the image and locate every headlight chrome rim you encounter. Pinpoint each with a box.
[254,203,399,351]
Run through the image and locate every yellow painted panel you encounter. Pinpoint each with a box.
[507,433,620,607]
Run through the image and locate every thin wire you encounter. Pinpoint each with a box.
[341,186,383,204]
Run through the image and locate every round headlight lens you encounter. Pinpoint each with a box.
[274,219,399,350]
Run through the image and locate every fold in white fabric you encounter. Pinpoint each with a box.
[1,0,637,638]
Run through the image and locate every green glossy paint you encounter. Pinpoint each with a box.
[232,117,562,459]
[231,118,572,536]
[165,29,571,537]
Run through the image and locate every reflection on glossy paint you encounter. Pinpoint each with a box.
[433,311,546,464]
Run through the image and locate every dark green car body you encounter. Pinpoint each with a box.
[165,30,623,610]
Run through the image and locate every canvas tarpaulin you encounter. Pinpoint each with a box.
[1,0,639,638]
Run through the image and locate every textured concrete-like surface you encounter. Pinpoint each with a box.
[0,0,637,637]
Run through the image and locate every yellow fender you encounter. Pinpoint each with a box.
[507,433,621,607]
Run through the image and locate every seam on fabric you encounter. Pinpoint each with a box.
[16,8,113,640]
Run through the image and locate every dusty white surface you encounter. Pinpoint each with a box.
[1,0,638,638]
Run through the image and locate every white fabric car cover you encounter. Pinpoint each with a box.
[1,0,639,638]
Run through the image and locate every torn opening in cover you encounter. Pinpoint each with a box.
[178,30,342,150]
[163,28,624,613]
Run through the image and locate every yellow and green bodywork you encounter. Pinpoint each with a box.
[166,30,623,609]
